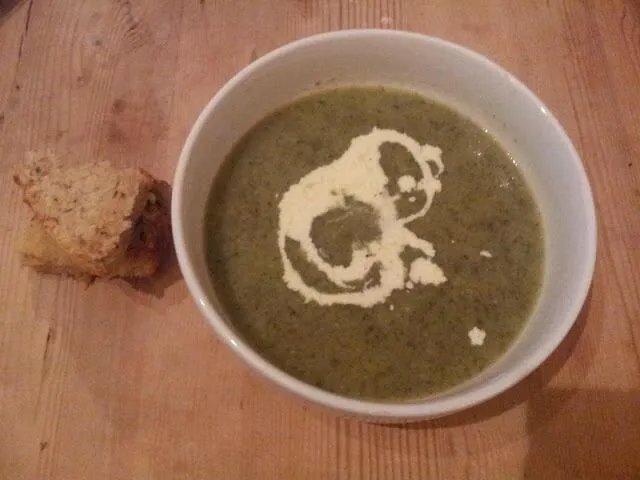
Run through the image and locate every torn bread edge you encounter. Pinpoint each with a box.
[13,152,171,279]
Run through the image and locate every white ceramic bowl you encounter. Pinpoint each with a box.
[172,30,596,421]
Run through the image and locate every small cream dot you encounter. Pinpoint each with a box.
[397,175,416,192]
[468,327,487,346]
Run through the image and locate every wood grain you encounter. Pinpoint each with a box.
[1,0,639,478]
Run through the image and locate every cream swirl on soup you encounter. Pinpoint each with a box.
[277,127,447,307]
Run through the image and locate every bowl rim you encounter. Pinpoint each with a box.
[171,29,597,419]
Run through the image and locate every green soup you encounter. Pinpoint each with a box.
[205,86,544,401]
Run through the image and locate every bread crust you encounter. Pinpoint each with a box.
[13,153,171,278]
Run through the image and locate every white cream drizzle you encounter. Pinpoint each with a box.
[397,175,417,193]
[277,127,446,307]
[409,257,447,286]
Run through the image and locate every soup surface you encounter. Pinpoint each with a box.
[205,86,544,401]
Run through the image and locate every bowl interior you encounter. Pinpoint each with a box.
[172,30,596,419]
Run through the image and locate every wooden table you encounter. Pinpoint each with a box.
[1,1,638,478]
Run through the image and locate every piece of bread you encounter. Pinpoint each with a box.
[13,153,171,278]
